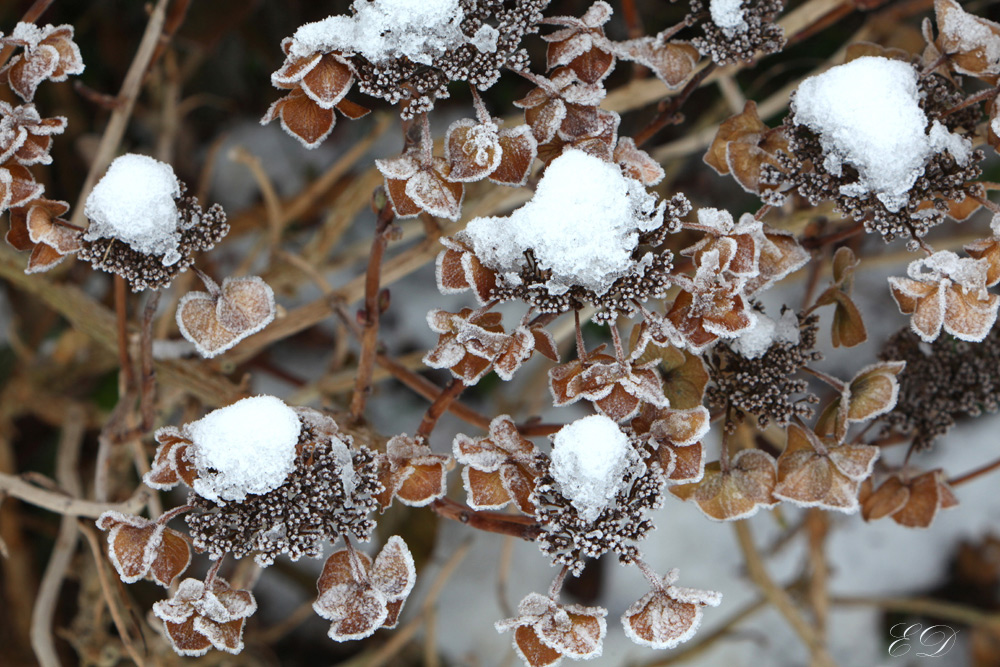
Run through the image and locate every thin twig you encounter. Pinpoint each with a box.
[416,379,467,439]
[70,0,172,228]
[349,197,396,422]
[0,472,148,519]
[831,595,1000,628]
[948,455,1000,487]
[733,520,836,667]
[430,497,543,540]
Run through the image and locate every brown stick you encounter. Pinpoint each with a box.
[948,455,1000,487]
[634,64,717,148]
[349,198,396,422]
[416,379,466,439]
[114,275,133,393]
[139,292,160,430]
[431,497,543,540]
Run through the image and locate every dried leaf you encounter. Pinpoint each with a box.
[177,275,276,358]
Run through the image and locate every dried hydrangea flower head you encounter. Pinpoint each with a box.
[269,0,549,123]
[860,468,958,528]
[707,309,821,429]
[454,414,542,513]
[533,416,665,574]
[768,55,983,244]
[0,22,85,102]
[880,323,1000,450]
[670,448,778,520]
[152,576,257,657]
[78,154,229,291]
[179,405,381,566]
[96,511,191,588]
[176,271,276,359]
[689,0,786,65]
[496,592,608,666]
[442,149,687,322]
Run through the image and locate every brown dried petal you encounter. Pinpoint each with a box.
[300,54,354,109]
[514,625,563,667]
[705,101,768,175]
[534,605,607,659]
[164,617,213,657]
[176,275,275,358]
[395,462,449,506]
[404,161,464,221]
[622,574,720,650]
[935,0,1000,77]
[614,38,699,89]
[944,286,1000,341]
[370,536,416,601]
[846,361,904,422]
[889,276,945,342]
[7,44,59,101]
[491,125,538,186]
[670,450,777,521]
[150,529,192,587]
[964,236,1000,287]
[446,119,502,183]
[862,475,911,521]
[614,137,664,186]
[262,88,335,149]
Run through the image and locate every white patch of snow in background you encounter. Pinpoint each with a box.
[83,154,182,264]
[188,395,301,503]
[792,57,971,213]
[290,0,496,65]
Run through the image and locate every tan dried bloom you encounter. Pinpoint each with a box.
[375,435,453,509]
[376,147,464,220]
[861,469,958,528]
[889,251,1000,343]
[631,404,710,484]
[622,569,721,649]
[313,537,416,641]
[144,427,198,490]
[445,118,538,186]
[5,198,81,274]
[670,449,778,521]
[1,23,85,102]
[152,577,256,657]
[549,347,668,422]
[96,511,191,588]
[773,423,879,513]
[0,101,66,166]
[0,162,44,216]
[176,271,276,358]
[453,415,542,514]
[496,592,608,666]
[932,0,1000,78]
[424,308,559,385]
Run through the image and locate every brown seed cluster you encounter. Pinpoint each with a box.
[185,426,381,566]
[767,71,983,245]
[531,450,664,576]
[350,0,549,118]
[689,0,785,65]
[707,310,821,429]
[880,324,1000,450]
[77,183,229,291]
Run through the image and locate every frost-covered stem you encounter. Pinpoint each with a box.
[920,53,949,78]
[349,196,396,422]
[204,557,224,587]
[733,520,836,667]
[416,379,467,439]
[469,299,500,322]
[941,85,1000,118]
[805,509,829,640]
[155,504,193,526]
[469,85,492,125]
[0,0,55,70]
[574,309,587,362]
[802,366,845,393]
[430,497,543,540]
[139,291,160,430]
[634,63,717,148]
[970,192,1000,216]
[633,557,664,591]
[609,322,627,367]
[547,565,572,599]
[754,204,772,221]
[719,407,732,473]
[420,113,433,166]
[114,276,133,393]
[948,455,1000,486]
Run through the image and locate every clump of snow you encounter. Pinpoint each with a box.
[550,415,640,523]
[710,0,748,36]
[792,57,972,213]
[730,308,800,359]
[187,396,302,503]
[10,22,46,48]
[463,150,665,296]
[289,0,496,65]
[84,154,183,265]
[329,437,357,507]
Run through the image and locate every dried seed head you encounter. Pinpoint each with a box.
[689,0,785,65]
